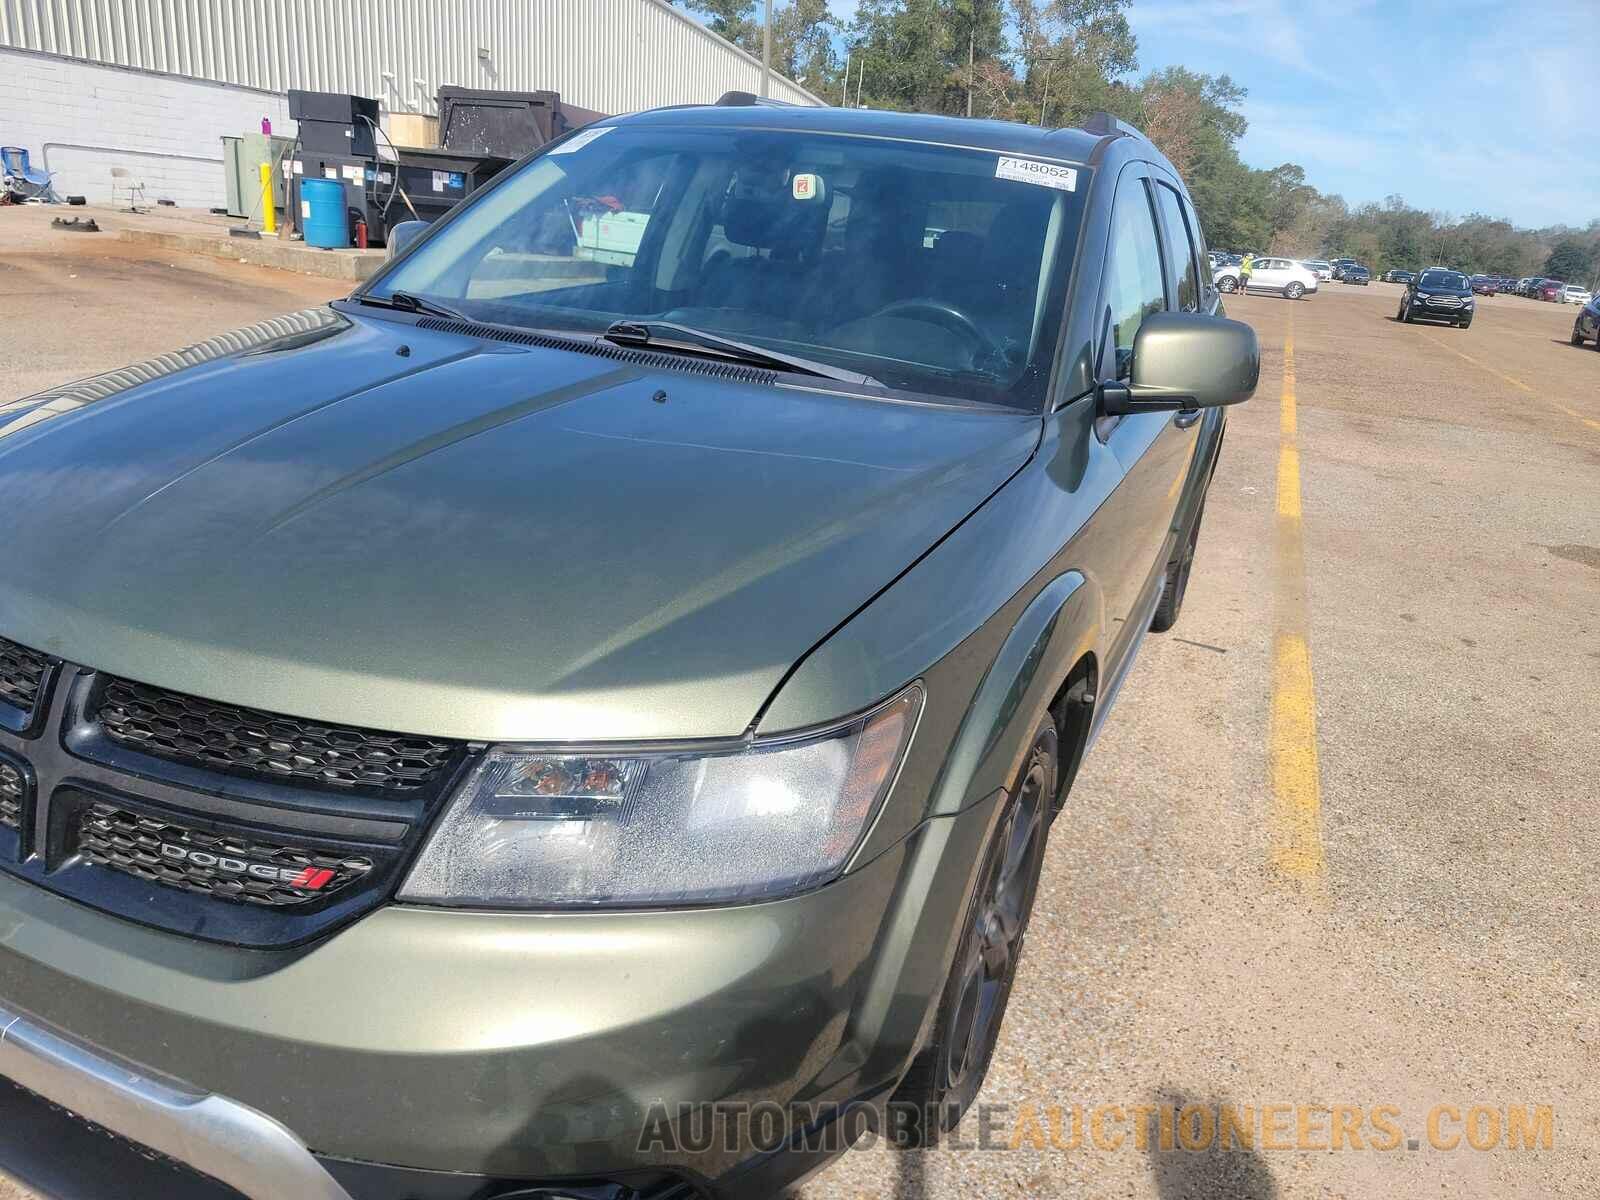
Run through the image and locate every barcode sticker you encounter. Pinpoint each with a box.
[995,157,1078,192]
[548,126,614,155]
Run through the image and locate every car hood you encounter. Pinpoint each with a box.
[0,309,1038,741]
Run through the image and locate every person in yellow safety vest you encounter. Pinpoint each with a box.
[1240,252,1254,288]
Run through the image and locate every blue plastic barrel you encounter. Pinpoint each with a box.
[300,178,348,249]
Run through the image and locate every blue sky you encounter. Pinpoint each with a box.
[817,0,1599,229]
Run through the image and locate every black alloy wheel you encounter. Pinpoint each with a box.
[888,716,1058,1147]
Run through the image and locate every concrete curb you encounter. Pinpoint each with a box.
[117,228,386,282]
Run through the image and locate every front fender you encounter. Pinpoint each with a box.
[917,570,1097,825]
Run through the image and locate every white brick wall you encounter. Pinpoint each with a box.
[0,49,295,209]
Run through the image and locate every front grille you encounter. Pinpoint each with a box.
[0,761,21,830]
[97,677,461,793]
[78,802,373,907]
[0,637,49,714]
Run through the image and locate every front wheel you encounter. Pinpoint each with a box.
[888,717,1057,1147]
[1399,300,1411,322]
[1218,275,1238,293]
[1573,323,1585,346]
[1459,315,1472,329]
[1284,281,1304,300]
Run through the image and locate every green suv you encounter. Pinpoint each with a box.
[0,99,1256,1200]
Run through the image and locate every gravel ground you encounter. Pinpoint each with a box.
[1,216,1596,1198]
[0,206,347,399]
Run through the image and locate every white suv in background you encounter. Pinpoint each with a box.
[1563,284,1593,305]
[1304,260,1333,280]
[1213,256,1320,300]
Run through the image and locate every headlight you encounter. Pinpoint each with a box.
[400,686,922,908]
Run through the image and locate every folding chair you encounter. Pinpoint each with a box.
[110,166,147,212]
[0,146,58,203]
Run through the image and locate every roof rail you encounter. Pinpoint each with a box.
[715,90,800,108]
[1081,111,1147,140]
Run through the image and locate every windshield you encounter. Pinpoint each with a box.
[368,125,1090,410]
[1419,270,1467,290]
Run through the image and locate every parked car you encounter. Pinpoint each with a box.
[1571,294,1600,347]
[0,102,1258,1199]
[1561,284,1591,305]
[1341,264,1371,285]
[1305,259,1333,280]
[1521,276,1546,297]
[1537,279,1567,301]
[1214,255,1319,299]
[1398,267,1476,327]
[1381,269,1415,284]
[1468,274,1498,295]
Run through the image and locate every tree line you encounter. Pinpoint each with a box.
[675,0,1599,284]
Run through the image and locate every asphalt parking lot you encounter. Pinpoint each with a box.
[2,221,1597,1200]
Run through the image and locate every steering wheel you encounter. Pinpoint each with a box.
[868,299,995,355]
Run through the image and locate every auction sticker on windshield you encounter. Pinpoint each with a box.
[550,126,615,155]
[996,157,1078,192]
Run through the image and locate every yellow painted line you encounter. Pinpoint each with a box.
[1269,311,1326,889]
[1280,336,1297,438]
[1419,332,1600,434]
[1556,404,1600,433]
[1270,631,1326,880]
[1276,445,1301,519]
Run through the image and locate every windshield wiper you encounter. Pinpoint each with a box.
[356,290,470,321]
[602,321,881,387]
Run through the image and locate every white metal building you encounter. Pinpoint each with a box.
[0,0,823,208]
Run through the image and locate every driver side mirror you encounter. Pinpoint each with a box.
[387,219,431,260]
[1100,312,1259,416]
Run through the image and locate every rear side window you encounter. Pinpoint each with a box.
[1103,174,1167,379]
[1154,184,1200,311]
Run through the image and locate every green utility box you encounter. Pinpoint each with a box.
[222,133,295,223]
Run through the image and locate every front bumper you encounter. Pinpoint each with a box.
[0,1006,345,1199]
[0,792,1002,1198]
[1413,301,1473,319]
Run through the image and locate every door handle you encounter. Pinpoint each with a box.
[1174,409,1202,430]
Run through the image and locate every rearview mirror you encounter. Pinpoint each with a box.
[386,220,431,260]
[1100,312,1260,416]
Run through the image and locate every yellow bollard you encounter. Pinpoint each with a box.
[258,162,276,234]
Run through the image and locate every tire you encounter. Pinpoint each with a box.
[1399,300,1411,322]
[1284,281,1304,300]
[888,716,1057,1148]
[1459,315,1472,329]
[1572,324,1584,346]
[1150,496,1206,632]
[1218,275,1238,293]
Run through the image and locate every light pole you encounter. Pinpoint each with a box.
[761,0,772,98]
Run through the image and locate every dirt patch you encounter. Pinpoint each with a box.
[1549,544,1600,570]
